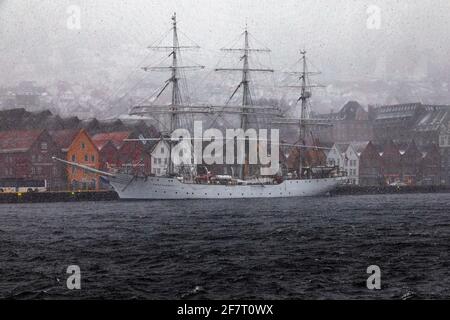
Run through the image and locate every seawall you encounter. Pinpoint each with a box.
[0,191,119,204]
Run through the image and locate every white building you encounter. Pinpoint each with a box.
[150,140,170,176]
[326,143,348,168]
[150,139,197,176]
[344,144,360,185]
[327,142,368,185]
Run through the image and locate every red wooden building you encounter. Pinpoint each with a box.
[400,140,422,185]
[380,140,402,184]
[358,141,384,186]
[0,129,65,190]
[421,144,441,185]
[92,131,152,176]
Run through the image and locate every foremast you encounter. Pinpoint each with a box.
[135,13,205,175]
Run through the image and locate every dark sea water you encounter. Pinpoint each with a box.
[1,193,450,300]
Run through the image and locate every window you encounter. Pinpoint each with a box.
[72,155,76,162]
[157,168,161,174]
[84,154,88,162]
[158,158,162,164]
[164,158,167,164]
[154,158,157,164]
[41,142,48,150]
[81,142,85,149]
[91,155,95,162]
[161,147,165,154]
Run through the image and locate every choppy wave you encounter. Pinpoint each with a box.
[1,193,450,299]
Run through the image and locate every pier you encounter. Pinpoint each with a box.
[332,185,450,196]
[0,191,118,204]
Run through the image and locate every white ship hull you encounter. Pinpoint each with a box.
[109,175,343,200]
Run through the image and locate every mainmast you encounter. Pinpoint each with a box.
[215,25,274,179]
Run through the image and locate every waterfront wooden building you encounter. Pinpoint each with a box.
[420,144,442,185]
[51,129,101,190]
[400,140,423,185]
[92,131,152,176]
[0,129,65,190]
[357,141,384,186]
[380,140,402,185]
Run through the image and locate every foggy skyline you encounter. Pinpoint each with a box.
[1,0,450,109]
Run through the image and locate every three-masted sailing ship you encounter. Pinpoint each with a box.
[55,13,344,199]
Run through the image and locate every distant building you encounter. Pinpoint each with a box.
[313,101,373,144]
[0,130,65,190]
[0,82,47,110]
[370,102,425,144]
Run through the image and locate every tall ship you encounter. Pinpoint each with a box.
[55,14,344,200]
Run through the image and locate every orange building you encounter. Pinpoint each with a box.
[50,129,101,190]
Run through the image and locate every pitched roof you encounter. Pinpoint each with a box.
[49,129,81,151]
[334,143,349,154]
[349,141,371,156]
[0,129,44,153]
[92,131,132,149]
[414,109,449,132]
[375,102,423,121]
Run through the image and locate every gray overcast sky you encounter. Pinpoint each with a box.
[1,0,450,86]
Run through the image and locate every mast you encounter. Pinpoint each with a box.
[241,26,251,132]
[136,13,204,176]
[272,50,327,177]
[168,13,180,175]
[299,50,308,145]
[215,25,274,179]
[298,50,308,175]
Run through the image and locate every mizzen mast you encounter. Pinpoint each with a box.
[274,50,327,176]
